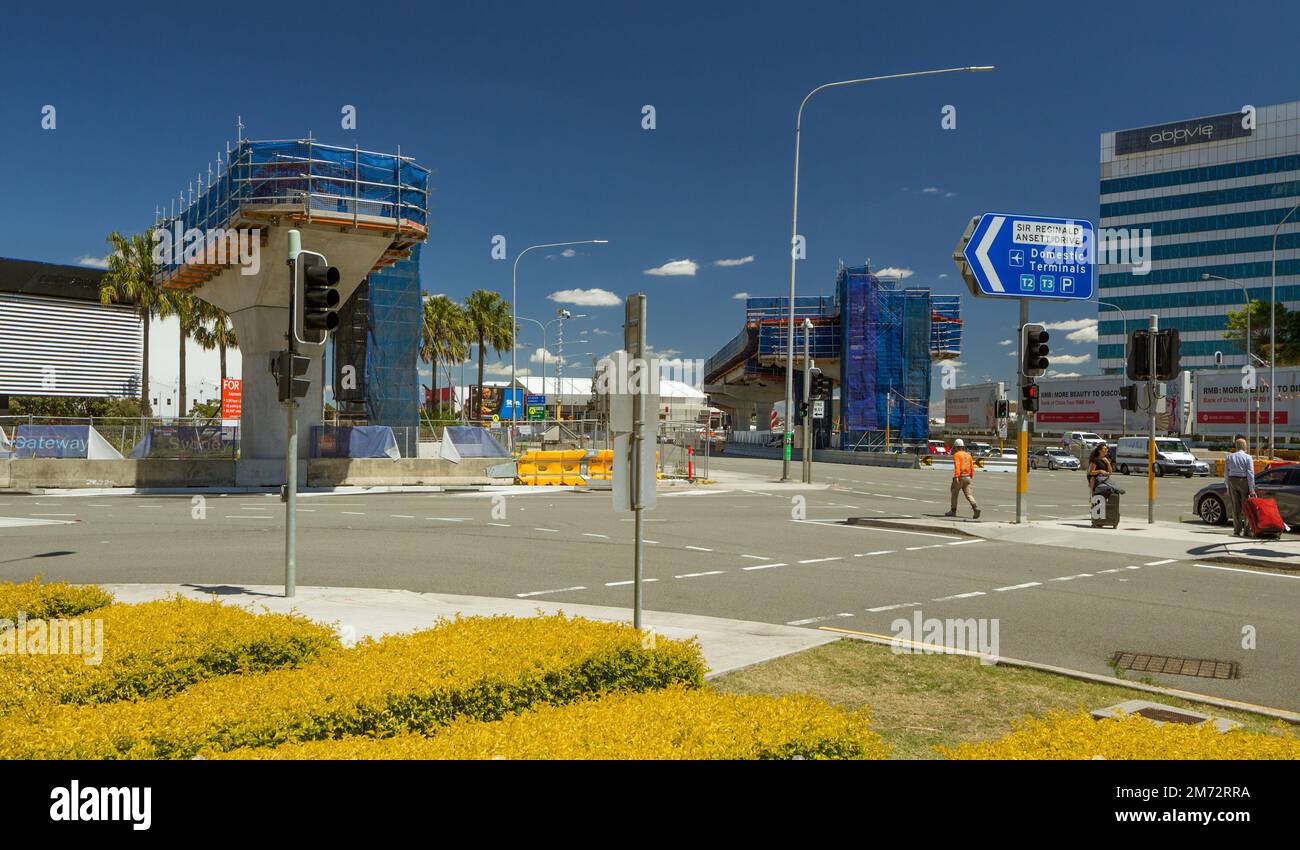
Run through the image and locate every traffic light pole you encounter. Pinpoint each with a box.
[802,320,812,484]
[1147,314,1157,525]
[1016,299,1028,524]
[284,229,300,597]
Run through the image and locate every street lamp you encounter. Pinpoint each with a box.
[781,65,994,480]
[1270,202,1300,456]
[511,241,608,436]
[1203,273,1254,453]
[1097,299,1131,435]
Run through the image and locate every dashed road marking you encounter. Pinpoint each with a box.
[947,539,982,546]
[427,517,470,522]
[390,515,415,519]
[488,522,510,527]
[583,533,610,539]
[1144,559,1176,566]
[605,578,660,587]
[742,562,787,571]
[516,586,586,598]
[905,544,946,551]
[674,570,726,579]
[342,511,365,516]
[855,550,895,557]
[993,581,1041,592]
[684,545,713,552]
[741,554,771,561]
[798,557,842,564]
[865,602,922,613]
[535,528,559,533]
[932,591,986,601]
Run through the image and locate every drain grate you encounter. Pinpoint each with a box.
[1110,651,1240,680]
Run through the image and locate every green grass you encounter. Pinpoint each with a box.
[709,639,1291,759]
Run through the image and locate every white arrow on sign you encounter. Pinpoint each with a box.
[974,215,1005,293]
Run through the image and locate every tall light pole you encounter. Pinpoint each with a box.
[511,240,608,436]
[1098,299,1131,435]
[781,65,994,480]
[1271,202,1300,457]
[1203,273,1253,453]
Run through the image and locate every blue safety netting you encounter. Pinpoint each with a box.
[155,139,430,281]
[365,244,422,431]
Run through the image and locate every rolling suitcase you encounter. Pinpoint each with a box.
[1090,491,1120,528]
[1244,495,1285,539]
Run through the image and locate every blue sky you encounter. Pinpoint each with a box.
[2,0,1297,397]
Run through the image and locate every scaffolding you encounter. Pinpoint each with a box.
[153,138,431,289]
[363,244,422,430]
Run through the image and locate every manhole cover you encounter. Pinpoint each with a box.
[1109,651,1240,680]
[1132,707,1203,724]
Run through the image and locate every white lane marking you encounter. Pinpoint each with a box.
[583,533,610,539]
[516,586,587,598]
[798,557,842,564]
[674,570,726,579]
[224,515,274,520]
[605,578,660,587]
[947,539,983,546]
[1097,568,1122,574]
[895,496,917,501]
[31,513,77,517]
[488,522,510,527]
[932,591,986,601]
[787,616,828,626]
[1049,573,1093,582]
[1144,559,1176,566]
[240,506,268,510]
[684,545,713,552]
[855,550,895,557]
[741,554,771,561]
[535,528,559,533]
[793,520,959,540]
[296,509,316,513]
[86,504,113,507]
[427,517,470,522]
[866,602,922,613]
[1193,563,1300,580]
[342,511,365,516]
[644,539,660,544]
[993,582,1041,592]
[1124,565,1141,570]
[742,562,787,571]
[905,544,946,551]
[390,515,415,519]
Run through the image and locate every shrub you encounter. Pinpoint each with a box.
[0,615,704,759]
[939,710,1300,760]
[0,578,113,622]
[216,687,888,760]
[0,598,339,715]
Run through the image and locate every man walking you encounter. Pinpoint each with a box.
[1224,437,1256,537]
[946,438,980,520]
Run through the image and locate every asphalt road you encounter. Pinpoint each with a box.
[1,456,1296,710]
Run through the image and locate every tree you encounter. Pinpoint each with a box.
[98,230,162,416]
[420,295,470,416]
[160,289,204,418]
[463,290,514,405]
[193,301,238,387]
[1223,300,1300,366]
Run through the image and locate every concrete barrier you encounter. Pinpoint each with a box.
[721,443,919,469]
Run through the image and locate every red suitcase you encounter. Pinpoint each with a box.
[1244,496,1286,538]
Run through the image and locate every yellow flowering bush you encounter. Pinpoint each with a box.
[0,614,705,759]
[939,710,1300,760]
[215,687,887,760]
[0,598,339,715]
[0,578,113,621]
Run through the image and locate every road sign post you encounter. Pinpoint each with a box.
[1148,314,1157,525]
[801,318,813,484]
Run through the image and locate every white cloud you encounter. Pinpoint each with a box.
[1042,318,1096,332]
[76,254,110,268]
[713,256,754,267]
[1046,371,1083,378]
[733,292,750,300]
[999,339,1013,346]
[529,347,561,365]
[922,187,940,194]
[944,192,956,198]
[643,259,698,277]
[875,267,914,280]
[560,248,576,258]
[1067,325,1099,343]
[484,361,530,377]
[592,328,611,335]
[1049,353,1092,365]
[1008,350,1018,357]
[548,288,621,306]
[937,273,949,279]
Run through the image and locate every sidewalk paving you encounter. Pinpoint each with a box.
[97,583,838,678]
[847,514,1300,570]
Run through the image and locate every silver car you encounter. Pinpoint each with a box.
[1194,464,1300,526]
[1030,448,1080,471]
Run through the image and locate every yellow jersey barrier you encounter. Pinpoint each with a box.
[515,449,661,485]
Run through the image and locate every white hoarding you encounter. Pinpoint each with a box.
[1036,375,1125,431]
[943,382,1002,431]
[1194,367,1300,436]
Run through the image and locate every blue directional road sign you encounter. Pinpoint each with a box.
[956,213,1095,301]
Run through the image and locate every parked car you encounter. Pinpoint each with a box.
[1192,458,1211,477]
[928,440,950,455]
[1030,448,1080,470]
[1194,464,1300,526]
[1061,431,1104,451]
[1114,436,1198,478]
[988,447,1017,461]
[967,441,993,458]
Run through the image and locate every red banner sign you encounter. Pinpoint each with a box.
[220,378,242,420]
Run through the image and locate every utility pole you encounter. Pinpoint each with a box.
[626,295,647,631]
[802,318,813,484]
[284,230,300,597]
[1016,300,1028,524]
[1147,314,1157,525]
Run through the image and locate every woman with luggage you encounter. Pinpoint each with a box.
[1087,443,1113,495]
[1087,442,1121,528]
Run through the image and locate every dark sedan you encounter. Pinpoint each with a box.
[1194,464,1300,526]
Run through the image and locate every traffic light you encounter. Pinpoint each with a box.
[298,251,340,342]
[271,350,311,402]
[1127,330,1151,381]
[1119,384,1137,411]
[1155,328,1181,381]
[1019,323,1049,378]
[808,368,832,400]
[1021,381,1039,413]
[995,399,1009,419]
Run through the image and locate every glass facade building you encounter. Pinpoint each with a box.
[1098,102,1300,373]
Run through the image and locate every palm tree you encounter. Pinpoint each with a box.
[99,230,162,416]
[463,289,514,406]
[421,294,470,416]
[160,289,204,417]
[193,301,238,388]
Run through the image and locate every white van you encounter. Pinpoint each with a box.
[1114,436,1198,478]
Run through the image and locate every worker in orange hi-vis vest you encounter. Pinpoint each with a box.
[945,438,981,520]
